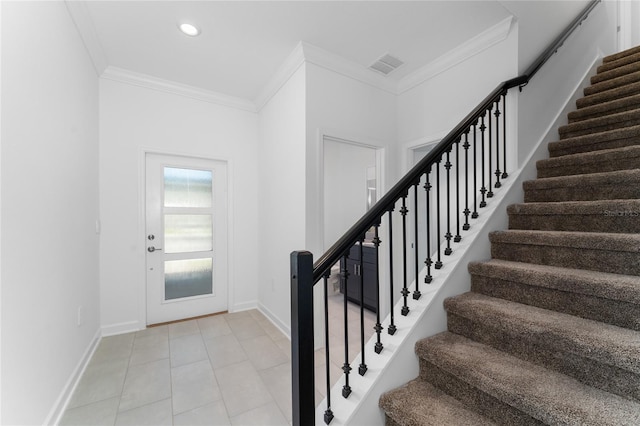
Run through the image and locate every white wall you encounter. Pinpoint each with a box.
[517,0,618,165]
[257,65,307,333]
[1,2,100,424]
[397,22,518,148]
[99,78,260,333]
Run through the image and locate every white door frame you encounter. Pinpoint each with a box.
[318,132,385,251]
[138,148,233,328]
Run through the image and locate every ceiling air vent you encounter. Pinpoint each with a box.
[369,54,404,76]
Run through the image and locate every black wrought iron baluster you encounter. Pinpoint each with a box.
[424,166,433,283]
[340,253,352,398]
[472,121,479,219]
[410,182,420,298]
[463,130,471,231]
[400,195,410,316]
[454,138,461,243]
[502,92,509,179]
[387,209,397,335]
[358,237,367,376]
[373,221,383,354]
[494,99,502,189]
[444,149,453,256]
[479,114,487,208]
[487,104,494,198]
[323,271,334,425]
[435,158,443,269]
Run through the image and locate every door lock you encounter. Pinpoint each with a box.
[147,246,162,253]
[147,234,155,241]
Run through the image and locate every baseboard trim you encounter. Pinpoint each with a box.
[229,300,258,313]
[257,302,290,339]
[45,328,101,425]
[101,320,143,337]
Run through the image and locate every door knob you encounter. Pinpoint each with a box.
[147,246,162,253]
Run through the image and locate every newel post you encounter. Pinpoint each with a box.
[291,251,315,426]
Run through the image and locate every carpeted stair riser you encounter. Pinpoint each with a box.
[581,76,640,105]
[569,92,640,123]
[603,45,640,63]
[559,109,640,139]
[417,333,640,425]
[444,293,640,401]
[547,125,640,157]
[379,379,496,426]
[591,61,640,85]
[469,260,640,330]
[471,274,640,331]
[489,230,640,276]
[523,170,640,203]
[537,145,640,178]
[418,359,542,426]
[598,51,640,73]
[579,71,640,98]
[507,200,640,233]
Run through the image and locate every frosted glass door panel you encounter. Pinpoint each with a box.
[164,214,212,253]
[165,258,213,300]
[164,167,212,208]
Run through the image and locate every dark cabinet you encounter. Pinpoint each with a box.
[340,243,378,312]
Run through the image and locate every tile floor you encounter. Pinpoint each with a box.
[60,295,375,426]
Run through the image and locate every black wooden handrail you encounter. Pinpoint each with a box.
[313,0,600,283]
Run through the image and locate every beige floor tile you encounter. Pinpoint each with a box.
[226,316,266,341]
[170,333,208,367]
[229,401,288,426]
[171,359,222,415]
[174,400,231,426]
[168,319,200,339]
[119,358,171,412]
[198,315,233,339]
[240,335,288,371]
[215,360,274,417]
[205,333,248,369]
[59,396,119,426]
[115,398,172,426]
[67,357,129,409]
[91,334,134,365]
[130,333,169,366]
[259,362,292,423]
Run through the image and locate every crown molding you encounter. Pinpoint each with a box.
[254,42,306,111]
[101,67,257,113]
[301,42,398,95]
[65,0,108,75]
[398,15,514,94]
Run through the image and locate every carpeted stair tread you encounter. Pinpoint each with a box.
[469,260,640,330]
[591,61,640,85]
[559,108,640,139]
[537,145,640,178]
[469,259,640,307]
[604,45,640,63]
[379,378,497,426]
[507,199,640,233]
[417,332,640,426]
[444,292,640,374]
[598,51,640,73]
[489,229,640,275]
[581,77,640,106]
[570,92,640,123]
[548,124,640,157]
[523,169,640,202]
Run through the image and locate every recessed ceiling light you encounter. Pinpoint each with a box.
[178,23,200,37]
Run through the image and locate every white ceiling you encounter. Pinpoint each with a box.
[71,1,593,103]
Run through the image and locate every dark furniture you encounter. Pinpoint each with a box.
[340,242,377,312]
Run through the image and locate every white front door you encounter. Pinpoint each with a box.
[145,153,228,325]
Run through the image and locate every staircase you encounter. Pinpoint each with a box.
[379,46,640,425]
